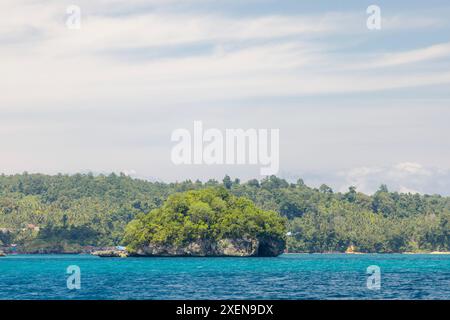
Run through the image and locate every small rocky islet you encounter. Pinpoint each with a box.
[93,188,286,258]
[92,237,284,258]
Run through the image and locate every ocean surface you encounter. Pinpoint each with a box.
[0,254,449,300]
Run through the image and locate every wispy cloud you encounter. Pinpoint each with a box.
[2,1,450,109]
[337,162,450,195]
[367,42,450,68]
[1,0,450,194]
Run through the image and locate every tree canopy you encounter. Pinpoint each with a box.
[0,173,448,253]
[123,187,286,253]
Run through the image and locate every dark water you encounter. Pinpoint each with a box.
[0,254,449,299]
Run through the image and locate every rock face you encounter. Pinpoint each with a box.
[131,237,285,257]
[256,237,286,257]
[92,250,128,258]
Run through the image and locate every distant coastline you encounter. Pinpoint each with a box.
[2,247,450,257]
[1,174,449,256]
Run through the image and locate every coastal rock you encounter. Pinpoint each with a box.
[256,237,285,257]
[131,237,284,257]
[216,238,259,257]
[134,240,210,257]
[92,250,128,258]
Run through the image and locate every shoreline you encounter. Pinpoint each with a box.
[2,251,450,256]
[285,251,450,255]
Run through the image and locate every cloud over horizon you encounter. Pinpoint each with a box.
[1,0,450,194]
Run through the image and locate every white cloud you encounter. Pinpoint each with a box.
[394,162,429,175]
[338,163,450,195]
[122,169,137,176]
[1,1,450,194]
[372,42,450,68]
[382,13,447,30]
[399,186,420,194]
[1,2,450,111]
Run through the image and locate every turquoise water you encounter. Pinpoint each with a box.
[0,254,449,299]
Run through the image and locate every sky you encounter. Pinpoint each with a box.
[1,0,450,195]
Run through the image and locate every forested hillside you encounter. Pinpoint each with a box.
[0,173,449,253]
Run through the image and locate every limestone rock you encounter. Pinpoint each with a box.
[131,237,284,257]
[92,249,128,258]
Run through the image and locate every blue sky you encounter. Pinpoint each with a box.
[1,0,450,194]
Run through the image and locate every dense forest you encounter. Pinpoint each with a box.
[0,173,449,253]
